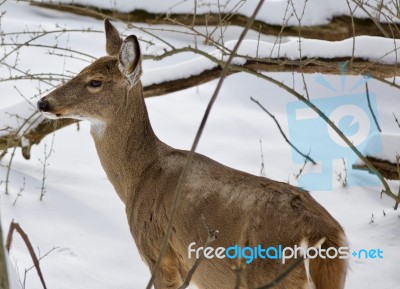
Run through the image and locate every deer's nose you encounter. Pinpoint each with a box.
[37,99,50,112]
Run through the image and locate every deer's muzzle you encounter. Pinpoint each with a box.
[37,99,50,112]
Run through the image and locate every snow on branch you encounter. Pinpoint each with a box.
[30,0,400,41]
[144,36,400,87]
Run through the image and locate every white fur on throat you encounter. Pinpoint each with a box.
[89,119,106,137]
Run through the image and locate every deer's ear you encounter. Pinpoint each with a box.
[105,19,123,56]
[119,35,142,86]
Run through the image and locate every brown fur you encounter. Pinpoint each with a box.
[37,20,347,289]
[310,234,348,289]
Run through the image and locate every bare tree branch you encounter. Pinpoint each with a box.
[1,56,398,160]
[353,156,400,180]
[394,155,400,210]
[6,221,47,289]
[29,1,400,41]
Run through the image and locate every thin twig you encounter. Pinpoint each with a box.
[254,257,304,289]
[394,155,400,210]
[13,177,25,206]
[145,2,265,288]
[233,264,244,289]
[290,0,310,100]
[365,82,381,132]
[250,97,316,165]
[177,215,219,289]
[337,158,348,187]
[24,247,57,275]
[346,0,358,65]
[259,139,265,176]
[351,0,389,37]
[269,0,292,59]
[295,160,309,180]
[393,112,400,128]
[39,134,55,201]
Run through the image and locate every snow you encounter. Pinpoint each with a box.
[362,133,400,163]
[0,1,400,289]
[143,53,218,86]
[0,103,43,137]
[236,36,400,64]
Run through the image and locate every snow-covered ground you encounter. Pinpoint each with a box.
[0,1,400,289]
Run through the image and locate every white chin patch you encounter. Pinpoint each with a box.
[41,112,61,120]
[41,112,86,121]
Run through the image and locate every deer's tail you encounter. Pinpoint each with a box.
[305,233,348,289]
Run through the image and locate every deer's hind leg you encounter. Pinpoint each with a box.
[152,246,184,289]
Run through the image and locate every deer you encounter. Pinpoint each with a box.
[37,19,347,289]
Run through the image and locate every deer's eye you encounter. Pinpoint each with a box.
[88,80,102,88]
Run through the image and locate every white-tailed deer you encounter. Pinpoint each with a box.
[37,20,347,289]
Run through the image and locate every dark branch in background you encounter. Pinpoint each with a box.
[250,96,317,165]
[0,118,76,160]
[365,82,381,132]
[394,155,400,210]
[393,113,400,128]
[29,1,400,41]
[6,221,47,289]
[146,2,265,288]
[353,156,400,181]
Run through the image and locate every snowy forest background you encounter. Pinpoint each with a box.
[0,0,400,288]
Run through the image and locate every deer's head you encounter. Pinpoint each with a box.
[37,19,142,122]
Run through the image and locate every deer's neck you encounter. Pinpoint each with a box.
[90,83,159,204]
